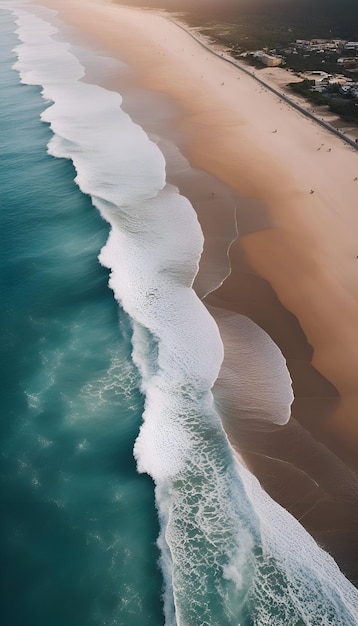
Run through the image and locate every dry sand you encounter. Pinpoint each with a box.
[33,0,358,577]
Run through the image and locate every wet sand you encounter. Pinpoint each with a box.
[34,0,358,582]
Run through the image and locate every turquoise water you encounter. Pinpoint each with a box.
[0,9,162,625]
[2,3,358,625]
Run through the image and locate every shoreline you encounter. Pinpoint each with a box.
[119,2,358,455]
[27,0,358,581]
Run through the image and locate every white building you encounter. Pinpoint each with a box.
[253,51,282,67]
[344,42,358,50]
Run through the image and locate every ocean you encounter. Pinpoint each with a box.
[1,2,358,625]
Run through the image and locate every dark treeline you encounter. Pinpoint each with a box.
[119,0,358,40]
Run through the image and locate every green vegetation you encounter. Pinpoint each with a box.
[289,79,358,123]
[329,98,358,122]
[289,79,327,104]
[119,1,358,46]
[280,52,340,75]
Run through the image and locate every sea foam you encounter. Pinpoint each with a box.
[10,4,358,625]
[212,307,294,425]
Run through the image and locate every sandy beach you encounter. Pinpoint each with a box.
[33,0,358,580]
[40,0,358,447]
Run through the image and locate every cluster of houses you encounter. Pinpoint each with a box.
[293,39,358,53]
[243,39,358,103]
[304,70,358,98]
[294,39,358,70]
[248,38,358,71]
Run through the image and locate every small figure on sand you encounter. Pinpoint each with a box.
[310,189,315,194]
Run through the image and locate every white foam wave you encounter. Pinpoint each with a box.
[212,307,293,425]
[43,85,166,207]
[12,9,84,84]
[236,461,358,625]
[98,188,224,479]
